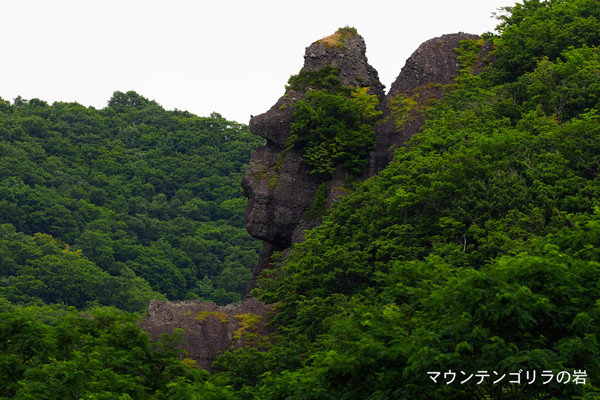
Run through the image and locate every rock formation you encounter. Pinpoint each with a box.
[243,30,482,294]
[242,31,384,249]
[142,30,489,368]
[370,32,481,174]
[141,297,275,370]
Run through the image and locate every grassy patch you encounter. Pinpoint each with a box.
[317,26,358,49]
[195,311,228,323]
[390,83,448,129]
[232,313,263,345]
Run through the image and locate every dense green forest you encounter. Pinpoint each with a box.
[4,0,600,398]
[0,90,264,311]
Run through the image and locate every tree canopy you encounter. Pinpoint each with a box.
[0,91,264,310]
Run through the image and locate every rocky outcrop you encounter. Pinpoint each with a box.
[391,32,479,94]
[141,297,275,370]
[243,31,484,294]
[140,31,489,368]
[241,31,386,254]
[369,32,480,174]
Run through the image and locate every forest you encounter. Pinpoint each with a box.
[3,0,600,398]
[0,90,264,311]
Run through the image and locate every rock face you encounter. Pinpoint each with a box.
[391,32,479,94]
[141,297,275,370]
[243,31,482,294]
[369,32,480,174]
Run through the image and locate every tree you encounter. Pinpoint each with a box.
[290,87,381,178]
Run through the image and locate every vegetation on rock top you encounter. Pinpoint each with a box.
[316,26,359,49]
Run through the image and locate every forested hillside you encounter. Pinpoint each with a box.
[3,0,600,399]
[0,90,263,311]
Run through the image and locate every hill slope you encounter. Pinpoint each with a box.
[0,91,264,310]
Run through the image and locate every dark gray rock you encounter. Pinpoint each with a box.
[242,30,385,251]
[390,32,479,95]
[141,297,275,370]
[368,32,481,175]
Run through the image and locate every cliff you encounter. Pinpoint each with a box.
[243,30,482,294]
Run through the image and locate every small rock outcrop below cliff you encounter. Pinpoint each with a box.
[141,297,275,370]
[243,31,484,295]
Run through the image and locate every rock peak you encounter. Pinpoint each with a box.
[302,27,386,100]
[389,32,479,96]
[142,31,489,366]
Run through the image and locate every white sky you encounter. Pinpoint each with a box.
[1,0,517,124]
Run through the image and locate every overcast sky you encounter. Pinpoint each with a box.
[1,0,518,124]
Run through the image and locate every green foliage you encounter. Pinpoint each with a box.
[0,305,236,399]
[493,0,600,81]
[211,338,308,392]
[254,225,600,399]
[286,66,342,93]
[303,182,328,221]
[519,45,600,121]
[389,82,448,130]
[7,1,600,397]
[233,1,600,397]
[335,26,358,38]
[290,87,381,178]
[0,91,263,307]
[0,224,164,312]
[232,313,267,346]
[396,240,600,399]
[455,37,485,71]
